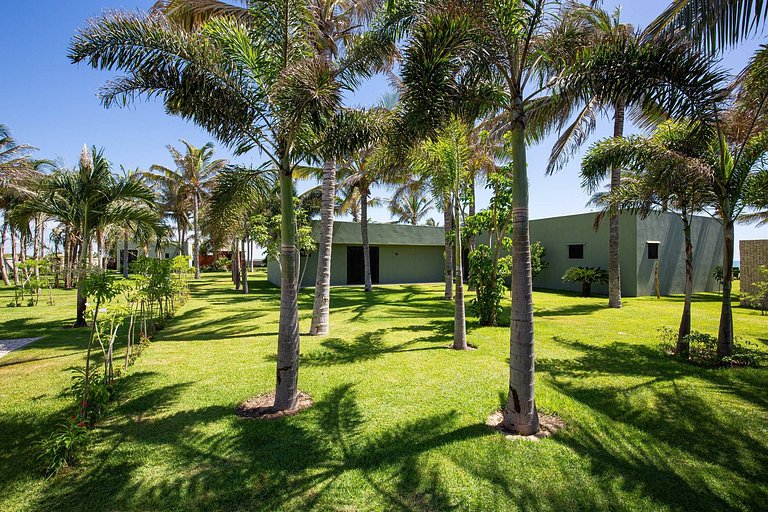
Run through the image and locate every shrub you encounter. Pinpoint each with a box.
[67,367,112,422]
[561,266,608,297]
[658,327,767,367]
[37,416,90,474]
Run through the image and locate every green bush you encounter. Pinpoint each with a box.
[36,416,90,474]
[561,266,608,297]
[658,327,767,367]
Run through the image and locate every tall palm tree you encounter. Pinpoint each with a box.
[388,185,433,225]
[71,3,350,410]
[396,0,722,434]
[31,146,157,326]
[582,120,715,355]
[545,4,638,309]
[151,0,386,337]
[149,140,226,279]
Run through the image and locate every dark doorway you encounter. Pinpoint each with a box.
[347,246,379,285]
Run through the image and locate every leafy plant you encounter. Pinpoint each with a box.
[562,266,609,297]
[36,416,90,474]
[658,327,767,367]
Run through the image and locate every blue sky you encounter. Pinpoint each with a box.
[1,0,767,259]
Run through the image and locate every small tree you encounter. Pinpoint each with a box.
[562,266,609,297]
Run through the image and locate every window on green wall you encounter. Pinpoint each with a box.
[568,244,584,259]
[647,242,660,260]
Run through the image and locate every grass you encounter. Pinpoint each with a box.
[1,271,767,511]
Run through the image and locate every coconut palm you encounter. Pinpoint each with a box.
[388,185,433,225]
[31,146,157,326]
[149,140,227,279]
[582,120,715,354]
[70,2,353,410]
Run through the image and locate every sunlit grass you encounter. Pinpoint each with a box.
[1,271,766,511]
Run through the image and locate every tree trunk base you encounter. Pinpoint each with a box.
[236,391,312,419]
[489,410,562,441]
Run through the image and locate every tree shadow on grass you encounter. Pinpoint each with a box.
[538,338,768,509]
[298,320,455,367]
[533,303,605,317]
[32,384,490,511]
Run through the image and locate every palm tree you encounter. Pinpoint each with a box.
[336,184,362,222]
[157,175,192,257]
[410,118,472,350]
[395,0,723,433]
[335,107,395,293]
[0,124,37,196]
[208,165,275,293]
[388,186,433,225]
[150,0,387,336]
[31,146,157,326]
[649,0,768,52]
[544,4,639,309]
[582,120,715,354]
[71,3,350,410]
[149,140,227,279]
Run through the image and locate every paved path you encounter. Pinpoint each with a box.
[0,337,43,359]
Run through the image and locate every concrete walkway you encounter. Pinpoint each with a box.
[0,337,42,359]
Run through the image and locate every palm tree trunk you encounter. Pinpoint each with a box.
[0,224,9,286]
[241,237,249,294]
[10,228,19,285]
[233,239,241,291]
[361,187,372,293]
[608,100,625,309]
[676,213,693,356]
[503,121,539,436]
[249,237,254,272]
[453,189,467,350]
[443,198,454,300]
[274,159,301,411]
[122,231,130,278]
[74,233,90,328]
[717,218,735,359]
[193,192,201,279]
[63,230,71,289]
[33,216,40,277]
[309,157,336,336]
[11,227,19,286]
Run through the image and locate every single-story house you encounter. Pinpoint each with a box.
[267,212,724,296]
[739,239,768,305]
[267,221,446,287]
[115,239,193,272]
[530,212,723,296]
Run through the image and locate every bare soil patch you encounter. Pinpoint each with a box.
[236,391,313,419]
[486,410,565,441]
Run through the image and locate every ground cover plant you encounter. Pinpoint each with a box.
[1,271,767,511]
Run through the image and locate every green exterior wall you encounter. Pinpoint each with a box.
[530,213,638,296]
[267,221,446,287]
[266,214,723,296]
[633,212,723,296]
[529,211,722,296]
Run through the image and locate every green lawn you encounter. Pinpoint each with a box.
[1,272,767,511]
